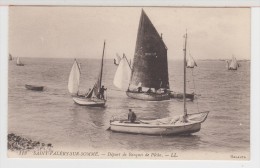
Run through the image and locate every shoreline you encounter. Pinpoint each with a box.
[8,133,53,151]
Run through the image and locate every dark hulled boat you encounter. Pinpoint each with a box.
[25,84,44,91]
[113,10,196,101]
[126,10,170,101]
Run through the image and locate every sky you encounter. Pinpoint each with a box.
[9,7,250,60]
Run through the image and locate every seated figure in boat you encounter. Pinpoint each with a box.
[128,109,137,123]
[137,86,142,93]
[99,85,107,99]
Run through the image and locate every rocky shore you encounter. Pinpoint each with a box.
[8,133,53,151]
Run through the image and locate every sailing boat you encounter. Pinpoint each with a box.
[186,55,197,68]
[125,10,170,101]
[16,57,24,66]
[68,59,81,96]
[68,41,107,107]
[114,53,122,65]
[109,32,209,135]
[227,55,239,70]
[114,10,193,101]
[113,55,132,91]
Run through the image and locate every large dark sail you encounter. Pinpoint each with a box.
[129,10,169,90]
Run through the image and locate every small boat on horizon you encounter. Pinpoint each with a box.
[9,54,13,61]
[68,41,107,107]
[16,57,24,66]
[25,84,44,91]
[109,31,209,135]
[226,55,240,70]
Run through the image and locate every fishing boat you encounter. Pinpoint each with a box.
[16,57,24,66]
[226,55,240,70]
[113,10,193,101]
[170,48,197,100]
[125,10,170,101]
[109,32,209,135]
[25,84,44,91]
[114,53,122,66]
[186,55,197,68]
[68,41,107,107]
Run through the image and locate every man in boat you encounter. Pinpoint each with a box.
[137,86,142,93]
[128,109,137,123]
[99,85,107,99]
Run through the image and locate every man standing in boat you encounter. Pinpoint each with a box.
[99,85,107,99]
[128,109,137,123]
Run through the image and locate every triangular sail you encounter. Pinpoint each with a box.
[68,59,81,95]
[186,55,197,68]
[93,41,106,99]
[113,56,132,91]
[229,55,239,70]
[16,57,21,65]
[129,10,169,90]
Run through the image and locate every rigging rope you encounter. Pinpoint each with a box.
[191,68,200,113]
[187,43,200,113]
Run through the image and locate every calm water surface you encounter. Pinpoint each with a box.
[8,58,250,153]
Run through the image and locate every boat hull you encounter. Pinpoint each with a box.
[110,121,201,135]
[110,111,209,136]
[169,92,194,101]
[73,97,106,107]
[25,84,44,91]
[126,91,170,101]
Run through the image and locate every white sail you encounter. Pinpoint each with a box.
[68,60,81,95]
[228,56,239,70]
[16,57,21,65]
[113,56,131,91]
[186,55,197,68]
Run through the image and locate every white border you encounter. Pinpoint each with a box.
[0,4,259,168]
[0,0,260,7]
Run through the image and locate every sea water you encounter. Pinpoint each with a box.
[8,58,250,153]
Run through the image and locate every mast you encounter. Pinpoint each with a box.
[100,40,106,86]
[184,31,187,116]
[123,53,132,69]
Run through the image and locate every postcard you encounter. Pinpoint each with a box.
[5,5,253,162]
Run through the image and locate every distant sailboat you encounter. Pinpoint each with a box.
[68,41,107,107]
[227,55,239,70]
[186,54,197,68]
[109,32,209,135]
[9,54,13,61]
[114,53,122,65]
[16,57,24,66]
[113,55,132,91]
